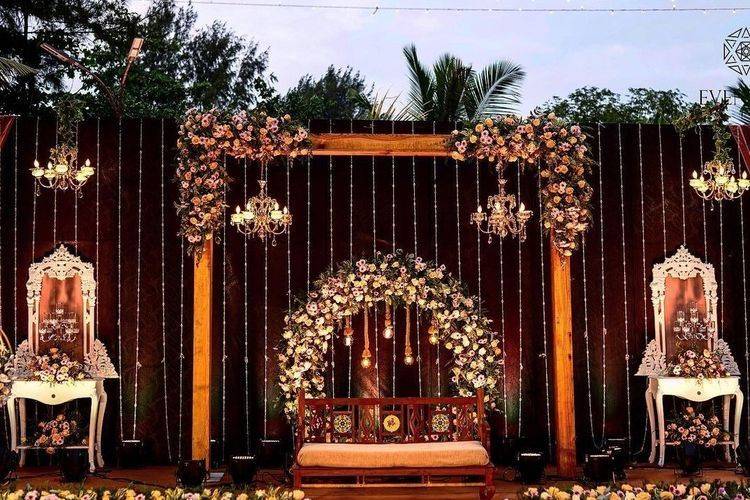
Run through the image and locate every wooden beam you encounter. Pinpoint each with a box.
[192,238,213,467]
[549,237,577,477]
[311,133,450,157]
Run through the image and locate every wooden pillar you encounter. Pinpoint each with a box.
[549,237,577,477]
[192,238,213,466]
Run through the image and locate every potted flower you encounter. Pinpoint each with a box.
[667,405,730,474]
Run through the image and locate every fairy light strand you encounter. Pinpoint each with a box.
[597,123,607,445]
[411,123,422,396]
[536,169,552,455]
[739,166,750,435]
[657,125,667,256]
[132,119,144,439]
[73,124,78,248]
[13,120,18,343]
[391,122,397,395]
[678,134,687,244]
[433,122,441,396]
[581,238,598,446]
[498,239,508,436]
[221,155,228,458]
[95,118,100,336]
[475,160,482,309]
[178,240,185,460]
[455,158,462,280]
[32,117,39,261]
[159,119,172,462]
[159,1,750,14]
[698,127,708,259]
[348,120,354,397]
[636,124,650,452]
[517,162,524,438]
[719,201,725,336]
[372,148,381,398]
[243,158,250,452]
[329,121,336,396]
[52,117,57,246]
[617,124,632,447]
[117,119,124,441]
[263,232,269,437]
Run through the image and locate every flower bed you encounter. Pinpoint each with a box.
[523,481,749,500]
[2,487,307,500]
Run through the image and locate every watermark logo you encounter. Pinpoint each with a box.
[724,27,750,75]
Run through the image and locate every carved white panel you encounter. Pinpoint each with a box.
[715,338,741,376]
[26,245,96,356]
[636,340,667,376]
[649,245,718,356]
[84,339,118,378]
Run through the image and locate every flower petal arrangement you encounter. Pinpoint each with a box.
[668,349,729,379]
[447,114,594,256]
[176,108,311,256]
[277,251,503,418]
[666,405,730,447]
[523,481,745,500]
[29,347,85,384]
[2,486,308,500]
[33,413,81,454]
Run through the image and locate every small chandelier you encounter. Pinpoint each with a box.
[230,178,291,244]
[31,144,94,196]
[689,158,750,201]
[471,177,532,242]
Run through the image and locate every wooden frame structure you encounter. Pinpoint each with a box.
[192,132,577,477]
[293,388,493,499]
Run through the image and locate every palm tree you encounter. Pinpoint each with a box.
[403,44,525,123]
[728,78,750,125]
[0,57,36,88]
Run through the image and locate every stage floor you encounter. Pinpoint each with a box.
[11,464,747,499]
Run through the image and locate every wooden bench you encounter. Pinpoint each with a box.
[293,388,495,499]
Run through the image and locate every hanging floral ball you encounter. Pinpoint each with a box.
[277,250,503,419]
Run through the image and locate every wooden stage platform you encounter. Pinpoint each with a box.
[8,464,749,499]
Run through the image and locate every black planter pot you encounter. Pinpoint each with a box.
[677,442,703,475]
[176,460,207,488]
[59,450,88,483]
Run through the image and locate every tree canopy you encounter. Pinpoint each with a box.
[1,0,276,117]
[538,86,693,124]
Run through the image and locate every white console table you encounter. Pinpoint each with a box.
[7,379,107,472]
[646,376,743,467]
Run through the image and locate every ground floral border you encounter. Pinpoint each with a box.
[523,481,749,500]
[0,487,307,500]
[277,250,503,419]
[176,108,311,256]
[448,113,594,256]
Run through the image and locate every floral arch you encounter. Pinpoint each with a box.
[277,251,503,419]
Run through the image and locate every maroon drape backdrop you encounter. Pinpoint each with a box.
[0,118,748,464]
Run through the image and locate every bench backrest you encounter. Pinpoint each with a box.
[296,389,487,451]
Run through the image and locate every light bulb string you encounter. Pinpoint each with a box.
[160,118,173,462]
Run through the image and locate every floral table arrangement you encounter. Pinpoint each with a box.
[0,487,308,500]
[32,413,83,454]
[668,349,730,379]
[666,406,730,448]
[28,348,86,384]
[523,481,750,500]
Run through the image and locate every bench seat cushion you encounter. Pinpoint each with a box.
[297,441,490,468]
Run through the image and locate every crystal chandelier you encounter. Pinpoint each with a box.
[39,303,79,343]
[31,144,94,196]
[230,176,291,244]
[471,176,532,242]
[689,158,750,201]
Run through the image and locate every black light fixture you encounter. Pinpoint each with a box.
[59,449,88,483]
[583,453,614,483]
[0,448,19,484]
[607,445,627,480]
[677,443,702,476]
[258,439,283,468]
[516,451,545,484]
[737,442,750,475]
[117,440,144,469]
[229,455,257,486]
[176,459,207,488]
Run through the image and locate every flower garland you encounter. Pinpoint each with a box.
[666,405,730,447]
[29,347,85,384]
[0,487,307,500]
[33,413,82,454]
[523,481,745,500]
[176,109,311,256]
[277,251,502,418]
[448,114,594,256]
[668,349,729,379]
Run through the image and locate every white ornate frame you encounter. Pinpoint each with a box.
[27,244,96,356]
[637,245,739,376]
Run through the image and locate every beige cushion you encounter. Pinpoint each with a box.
[297,441,489,468]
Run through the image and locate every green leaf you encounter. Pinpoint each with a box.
[403,44,434,120]
[465,60,525,121]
